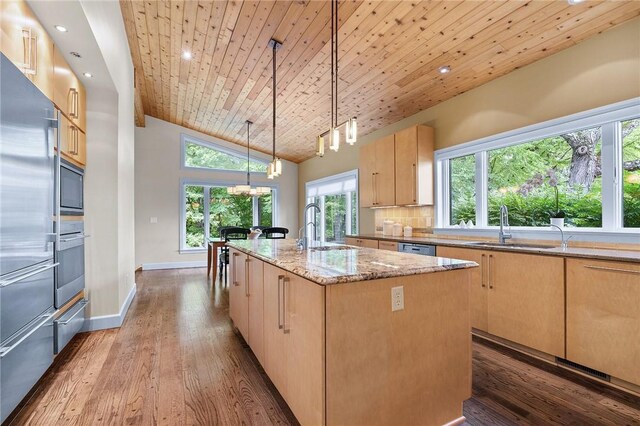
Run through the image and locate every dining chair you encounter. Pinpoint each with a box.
[250,225,269,237]
[219,227,251,283]
[262,227,289,239]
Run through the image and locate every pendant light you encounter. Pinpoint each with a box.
[268,38,283,179]
[316,0,357,157]
[227,121,271,196]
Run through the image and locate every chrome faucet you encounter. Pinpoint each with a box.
[498,205,512,244]
[297,202,320,250]
[549,224,573,250]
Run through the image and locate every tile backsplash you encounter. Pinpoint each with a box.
[374,206,434,236]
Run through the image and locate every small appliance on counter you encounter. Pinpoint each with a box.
[392,223,403,237]
[382,220,394,236]
[403,226,413,237]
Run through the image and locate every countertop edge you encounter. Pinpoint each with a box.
[347,234,640,264]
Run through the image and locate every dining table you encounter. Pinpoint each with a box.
[207,238,226,281]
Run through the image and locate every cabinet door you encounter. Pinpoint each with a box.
[284,274,325,426]
[247,256,265,366]
[74,129,86,166]
[359,238,379,249]
[359,143,376,208]
[437,247,487,331]
[487,252,564,357]
[229,250,249,340]
[344,237,359,247]
[263,263,287,396]
[53,47,84,130]
[375,134,395,206]
[567,259,640,385]
[394,126,418,205]
[377,241,398,251]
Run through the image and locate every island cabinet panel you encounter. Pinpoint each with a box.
[566,259,640,385]
[377,240,398,251]
[262,263,325,426]
[487,251,565,357]
[247,256,264,365]
[325,271,471,426]
[345,237,378,249]
[437,246,488,331]
[394,125,434,206]
[228,249,249,340]
[263,264,288,395]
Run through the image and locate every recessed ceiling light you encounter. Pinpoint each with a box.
[70,51,81,58]
[54,25,68,32]
[182,51,192,60]
[83,72,93,78]
[439,65,451,74]
[567,0,585,4]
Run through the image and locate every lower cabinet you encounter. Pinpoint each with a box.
[344,237,378,249]
[437,247,565,357]
[228,248,249,339]
[263,263,325,426]
[247,256,264,365]
[377,240,398,251]
[566,258,640,386]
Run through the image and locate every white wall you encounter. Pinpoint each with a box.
[134,116,298,268]
[80,0,136,320]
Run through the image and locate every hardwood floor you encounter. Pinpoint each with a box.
[7,268,640,425]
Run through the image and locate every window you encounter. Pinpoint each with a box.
[487,127,602,228]
[305,170,358,244]
[435,99,640,231]
[623,118,640,228]
[449,154,476,226]
[182,183,276,250]
[183,137,268,173]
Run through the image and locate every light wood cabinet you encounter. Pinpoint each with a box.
[359,135,395,207]
[377,240,398,251]
[0,0,55,99]
[53,46,86,132]
[345,237,379,249]
[262,263,325,425]
[228,249,249,340]
[58,112,86,166]
[436,247,564,357]
[247,256,264,365]
[566,259,640,385]
[394,125,434,205]
[437,246,488,331]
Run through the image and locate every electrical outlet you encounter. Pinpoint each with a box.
[391,286,404,312]
[150,217,158,224]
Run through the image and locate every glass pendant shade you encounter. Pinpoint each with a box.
[275,158,282,176]
[330,127,340,152]
[316,135,325,157]
[346,117,357,145]
[267,162,275,179]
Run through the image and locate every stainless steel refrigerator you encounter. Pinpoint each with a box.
[0,53,57,423]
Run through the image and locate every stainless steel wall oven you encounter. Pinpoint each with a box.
[59,157,83,215]
[56,221,87,308]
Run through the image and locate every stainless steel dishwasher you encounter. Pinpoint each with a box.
[398,242,436,256]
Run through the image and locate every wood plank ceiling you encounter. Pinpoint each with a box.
[121,0,640,163]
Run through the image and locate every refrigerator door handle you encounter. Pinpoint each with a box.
[0,262,58,288]
[0,311,56,358]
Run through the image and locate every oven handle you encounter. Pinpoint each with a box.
[59,234,90,243]
[0,263,59,288]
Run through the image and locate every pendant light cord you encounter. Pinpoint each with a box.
[335,0,338,129]
[272,42,277,162]
[246,121,250,185]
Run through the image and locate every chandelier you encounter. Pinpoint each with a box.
[316,0,357,157]
[227,120,271,196]
[268,38,283,179]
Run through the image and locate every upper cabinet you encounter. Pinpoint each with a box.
[359,134,395,207]
[359,125,434,208]
[53,47,86,132]
[395,125,434,205]
[0,0,55,99]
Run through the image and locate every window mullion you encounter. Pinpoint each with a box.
[476,152,488,227]
[345,192,352,236]
[601,122,621,229]
[204,186,211,245]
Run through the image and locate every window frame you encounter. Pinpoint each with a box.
[304,169,359,244]
[435,98,640,236]
[179,178,279,252]
[181,134,270,174]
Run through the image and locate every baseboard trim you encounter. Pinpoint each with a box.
[142,260,206,270]
[81,282,137,332]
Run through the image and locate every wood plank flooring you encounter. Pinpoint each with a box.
[7,268,640,425]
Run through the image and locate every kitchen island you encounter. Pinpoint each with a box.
[227,239,477,426]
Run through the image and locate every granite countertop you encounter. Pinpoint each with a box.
[349,234,640,263]
[226,239,478,285]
